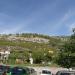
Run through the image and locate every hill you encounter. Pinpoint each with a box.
[0,33,69,64]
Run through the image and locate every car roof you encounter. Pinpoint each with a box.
[57,70,75,73]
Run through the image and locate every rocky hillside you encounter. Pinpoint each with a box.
[0,33,69,50]
[0,33,69,64]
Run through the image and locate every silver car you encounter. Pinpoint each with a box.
[56,70,75,75]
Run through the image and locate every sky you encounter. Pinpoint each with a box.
[0,0,75,36]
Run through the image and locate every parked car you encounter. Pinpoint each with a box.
[56,70,75,75]
[11,66,30,75]
[0,65,6,71]
[72,67,75,71]
[4,65,12,73]
[28,68,36,75]
[40,69,52,75]
[23,67,30,73]
[0,65,12,73]
[0,69,7,75]
[23,67,36,75]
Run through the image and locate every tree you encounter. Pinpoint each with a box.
[32,49,44,64]
[56,29,75,68]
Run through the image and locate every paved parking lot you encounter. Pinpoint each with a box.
[28,67,68,75]
[0,64,68,75]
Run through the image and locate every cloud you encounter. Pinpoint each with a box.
[0,12,31,34]
[50,10,75,33]
[0,1,62,35]
[0,18,36,34]
[0,0,75,35]
[0,23,23,34]
[70,23,75,30]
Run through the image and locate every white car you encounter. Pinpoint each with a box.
[40,70,52,75]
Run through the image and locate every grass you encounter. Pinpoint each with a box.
[4,63,59,67]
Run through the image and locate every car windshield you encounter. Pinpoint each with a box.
[11,67,27,75]
[42,70,51,74]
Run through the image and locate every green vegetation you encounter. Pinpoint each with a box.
[0,33,69,66]
[56,29,75,68]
